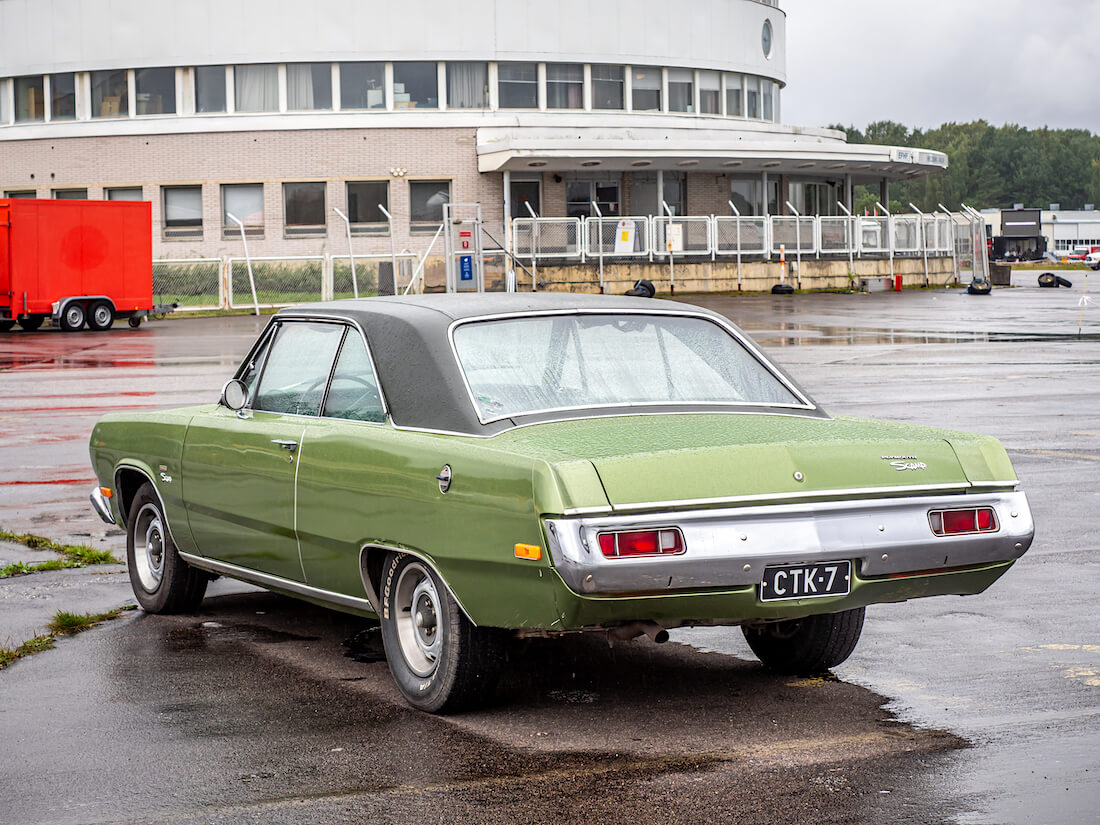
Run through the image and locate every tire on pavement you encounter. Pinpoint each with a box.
[60,301,86,331]
[126,482,208,614]
[88,301,115,331]
[742,607,866,674]
[379,551,506,713]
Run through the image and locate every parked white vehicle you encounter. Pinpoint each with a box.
[1085,250,1100,270]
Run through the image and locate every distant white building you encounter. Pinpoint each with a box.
[0,0,949,260]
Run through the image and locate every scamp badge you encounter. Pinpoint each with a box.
[881,455,927,471]
[436,464,452,494]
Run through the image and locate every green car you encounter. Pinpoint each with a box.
[89,295,1034,712]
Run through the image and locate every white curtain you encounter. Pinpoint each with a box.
[447,63,487,109]
[224,184,264,226]
[287,64,314,110]
[235,65,278,112]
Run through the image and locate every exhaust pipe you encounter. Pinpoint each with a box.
[607,621,669,644]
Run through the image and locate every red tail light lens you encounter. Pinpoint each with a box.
[928,507,998,536]
[597,529,685,558]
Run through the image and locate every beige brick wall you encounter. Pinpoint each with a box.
[0,127,506,259]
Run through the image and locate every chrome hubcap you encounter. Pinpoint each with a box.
[134,503,165,592]
[394,562,442,677]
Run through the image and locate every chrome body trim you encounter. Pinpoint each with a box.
[446,307,818,426]
[544,491,1034,596]
[179,552,379,615]
[89,486,117,525]
[560,481,1010,516]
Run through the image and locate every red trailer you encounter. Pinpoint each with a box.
[0,198,168,332]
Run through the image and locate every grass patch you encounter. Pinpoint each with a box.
[0,530,119,579]
[0,607,129,670]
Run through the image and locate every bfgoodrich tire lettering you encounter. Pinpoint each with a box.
[742,607,865,674]
[379,551,505,713]
[126,482,208,613]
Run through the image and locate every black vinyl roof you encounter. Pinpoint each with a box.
[277,294,820,435]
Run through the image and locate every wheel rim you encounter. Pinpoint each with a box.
[65,305,84,328]
[394,561,442,677]
[93,305,111,326]
[133,502,166,592]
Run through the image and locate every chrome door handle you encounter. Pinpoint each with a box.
[271,439,299,452]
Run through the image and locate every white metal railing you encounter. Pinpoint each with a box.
[513,212,966,264]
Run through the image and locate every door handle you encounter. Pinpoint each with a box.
[271,439,299,452]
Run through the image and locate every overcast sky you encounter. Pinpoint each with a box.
[781,0,1100,134]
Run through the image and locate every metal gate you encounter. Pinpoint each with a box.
[443,203,485,292]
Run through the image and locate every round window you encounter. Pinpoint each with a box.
[762,19,773,58]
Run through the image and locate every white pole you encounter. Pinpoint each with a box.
[333,208,358,299]
[938,202,960,283]
[227,213,260,316]
[837,201,855,285]
[876,201,894,285]
[591,200,604,293]
[525,201,539,292]
[728,200,742,291]
[785,200,802,290]
[663,200,675,294]
[378,204,398,295]
[909,202,929,286]
[502,169,514,292]
[403,223,444,295]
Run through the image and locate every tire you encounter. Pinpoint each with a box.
[0,321,13,332]
[17,316,43,332]
[128,316,142,328]
[88,301,115,331]
[60,302,86,332]
[126,482,208,614]
[379,552,505,713]
[1055,275,1073,288]
[742,607,865,674]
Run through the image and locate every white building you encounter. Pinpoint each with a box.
[0,0,948,264]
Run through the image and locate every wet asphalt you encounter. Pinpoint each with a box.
[0,271,1097,824]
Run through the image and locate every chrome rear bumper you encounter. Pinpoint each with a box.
[544,491,1034,596]
[89,486,117,525]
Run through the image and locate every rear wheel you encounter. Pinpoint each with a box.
[379,552,505,713]
[60,302,86,332]
[126,482,207,613]
[742,607,865,674]
[128,316,142,328]
[88,301,115,331]
[17,316,43,332]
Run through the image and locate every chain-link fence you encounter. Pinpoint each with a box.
[584,217,650,257]
[652,217,712,257]
[512,218,583,259]
[713,217,768,255]
[819,217,856,254]
[152,258,222,310]
[228,256,324,309]
[331,254,418,298]
[770,217,816,253]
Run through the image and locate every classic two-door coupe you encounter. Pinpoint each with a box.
[89,294,1034,712]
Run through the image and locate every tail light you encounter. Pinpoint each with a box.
[597,529,685,558]
[928,507,998,536]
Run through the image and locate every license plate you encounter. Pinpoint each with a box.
[759,560,851,602]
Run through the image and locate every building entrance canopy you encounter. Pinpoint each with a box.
[478,122,948,184]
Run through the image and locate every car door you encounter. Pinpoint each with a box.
[181,319,344,582]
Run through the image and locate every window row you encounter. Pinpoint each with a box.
[4,180,451,238]
[0,62,779,124]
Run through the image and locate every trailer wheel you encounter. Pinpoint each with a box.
[128,316,142,328]
[0,321,13,333]
[88,301,115,331]
[17,316,43,332]
[60,302,86,332]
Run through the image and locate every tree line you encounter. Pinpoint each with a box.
[831,120,1100,215]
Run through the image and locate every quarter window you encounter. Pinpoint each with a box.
[323,331,385,423]
[253,322,344,417]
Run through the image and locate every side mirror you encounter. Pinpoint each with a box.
[220,378,248,411]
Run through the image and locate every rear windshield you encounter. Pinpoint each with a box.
[452,313,804,421]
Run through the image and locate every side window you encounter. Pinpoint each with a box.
[253,322,343,416]
[322,331,385,423]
